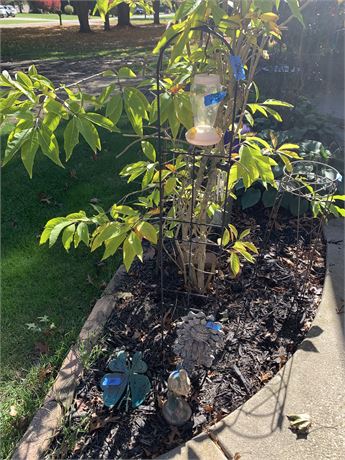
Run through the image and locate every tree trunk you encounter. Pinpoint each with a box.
[57,11,62,26]
[104,12,110,31]
[17,1,23,13]
[117,2,130,27]
[72,1,91,33]
[153,1,160,25]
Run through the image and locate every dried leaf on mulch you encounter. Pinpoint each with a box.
[287,413,312,433]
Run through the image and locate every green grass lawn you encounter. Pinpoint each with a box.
[0,124,137,458]
[0,12,173,25]
[11,12,79,20]
[0,12,79,24]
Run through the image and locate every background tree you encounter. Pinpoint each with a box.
[153,0,159,24]
[104,11,110,30]
[28,0,61,12]
[117,1,130,26]
[71,0,92,32]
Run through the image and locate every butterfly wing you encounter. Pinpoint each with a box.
[108,350,128,373]
[100,372,128,408]
[129,373,151,408]
[131,351,148,373]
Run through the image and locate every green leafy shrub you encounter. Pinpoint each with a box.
[1,0,343,292]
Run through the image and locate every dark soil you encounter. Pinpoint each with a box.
[47,208,325,459]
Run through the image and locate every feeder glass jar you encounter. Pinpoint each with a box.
[186,74,224,147]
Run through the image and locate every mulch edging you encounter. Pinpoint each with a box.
[13,219,325,460]
[13,265,129,460]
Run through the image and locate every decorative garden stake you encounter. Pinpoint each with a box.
[100,351,151,409]
[173,311,224,373]
[162,369,192,426]
[186,74,225,146]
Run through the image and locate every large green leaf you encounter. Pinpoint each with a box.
[170,24,191,64]
[91,222,128,251]
[124,87,149,116]
[39,217,66,245]
[44,98,66,116]
[2,128,32,167]
[262,187,278,208]
[141,141,156,162]
[76,117,101,152]
[168,108,180,139]
[83,113,114,131]
[262,99,294,108]
[129,231,143,262]
[124,87,149,136]
[230,252,240,276]
[102,233,127,260]
[49,221,75,247]
[21,129,39,178]
[286,0,304,26]
[64,117,79,161]
[136,221,157,244]
[62,224,76,251]
[153,23,185,54]
[123,234,137,271]
[43,112,61,133]
[16,71,33,89]
[239,145,277,188]
[241,188,262,209]
[118,67,136,79]
[175,0,201,21]
[106,93,123,126]
[77,222,89,246]
[38,125,63,167]
[174,93,193,129]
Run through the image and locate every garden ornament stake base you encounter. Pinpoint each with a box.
[100,351,151,409]
[162,369,192,426]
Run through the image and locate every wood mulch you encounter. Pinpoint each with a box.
[47,207,325,459]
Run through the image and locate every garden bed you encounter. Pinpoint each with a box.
[47,207,325,459]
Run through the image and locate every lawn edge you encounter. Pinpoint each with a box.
[12,261,130,460]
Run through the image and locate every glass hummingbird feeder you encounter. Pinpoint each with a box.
[186,73,226,147]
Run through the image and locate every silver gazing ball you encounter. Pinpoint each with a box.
[173,311,224,373]
[162,369,192,426]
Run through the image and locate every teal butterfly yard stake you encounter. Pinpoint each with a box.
[100,351,151,409]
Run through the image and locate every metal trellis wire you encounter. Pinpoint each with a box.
[262,159,340,297]
[155,25,244,355]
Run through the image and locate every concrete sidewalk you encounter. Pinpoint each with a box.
[162,219,345,460]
